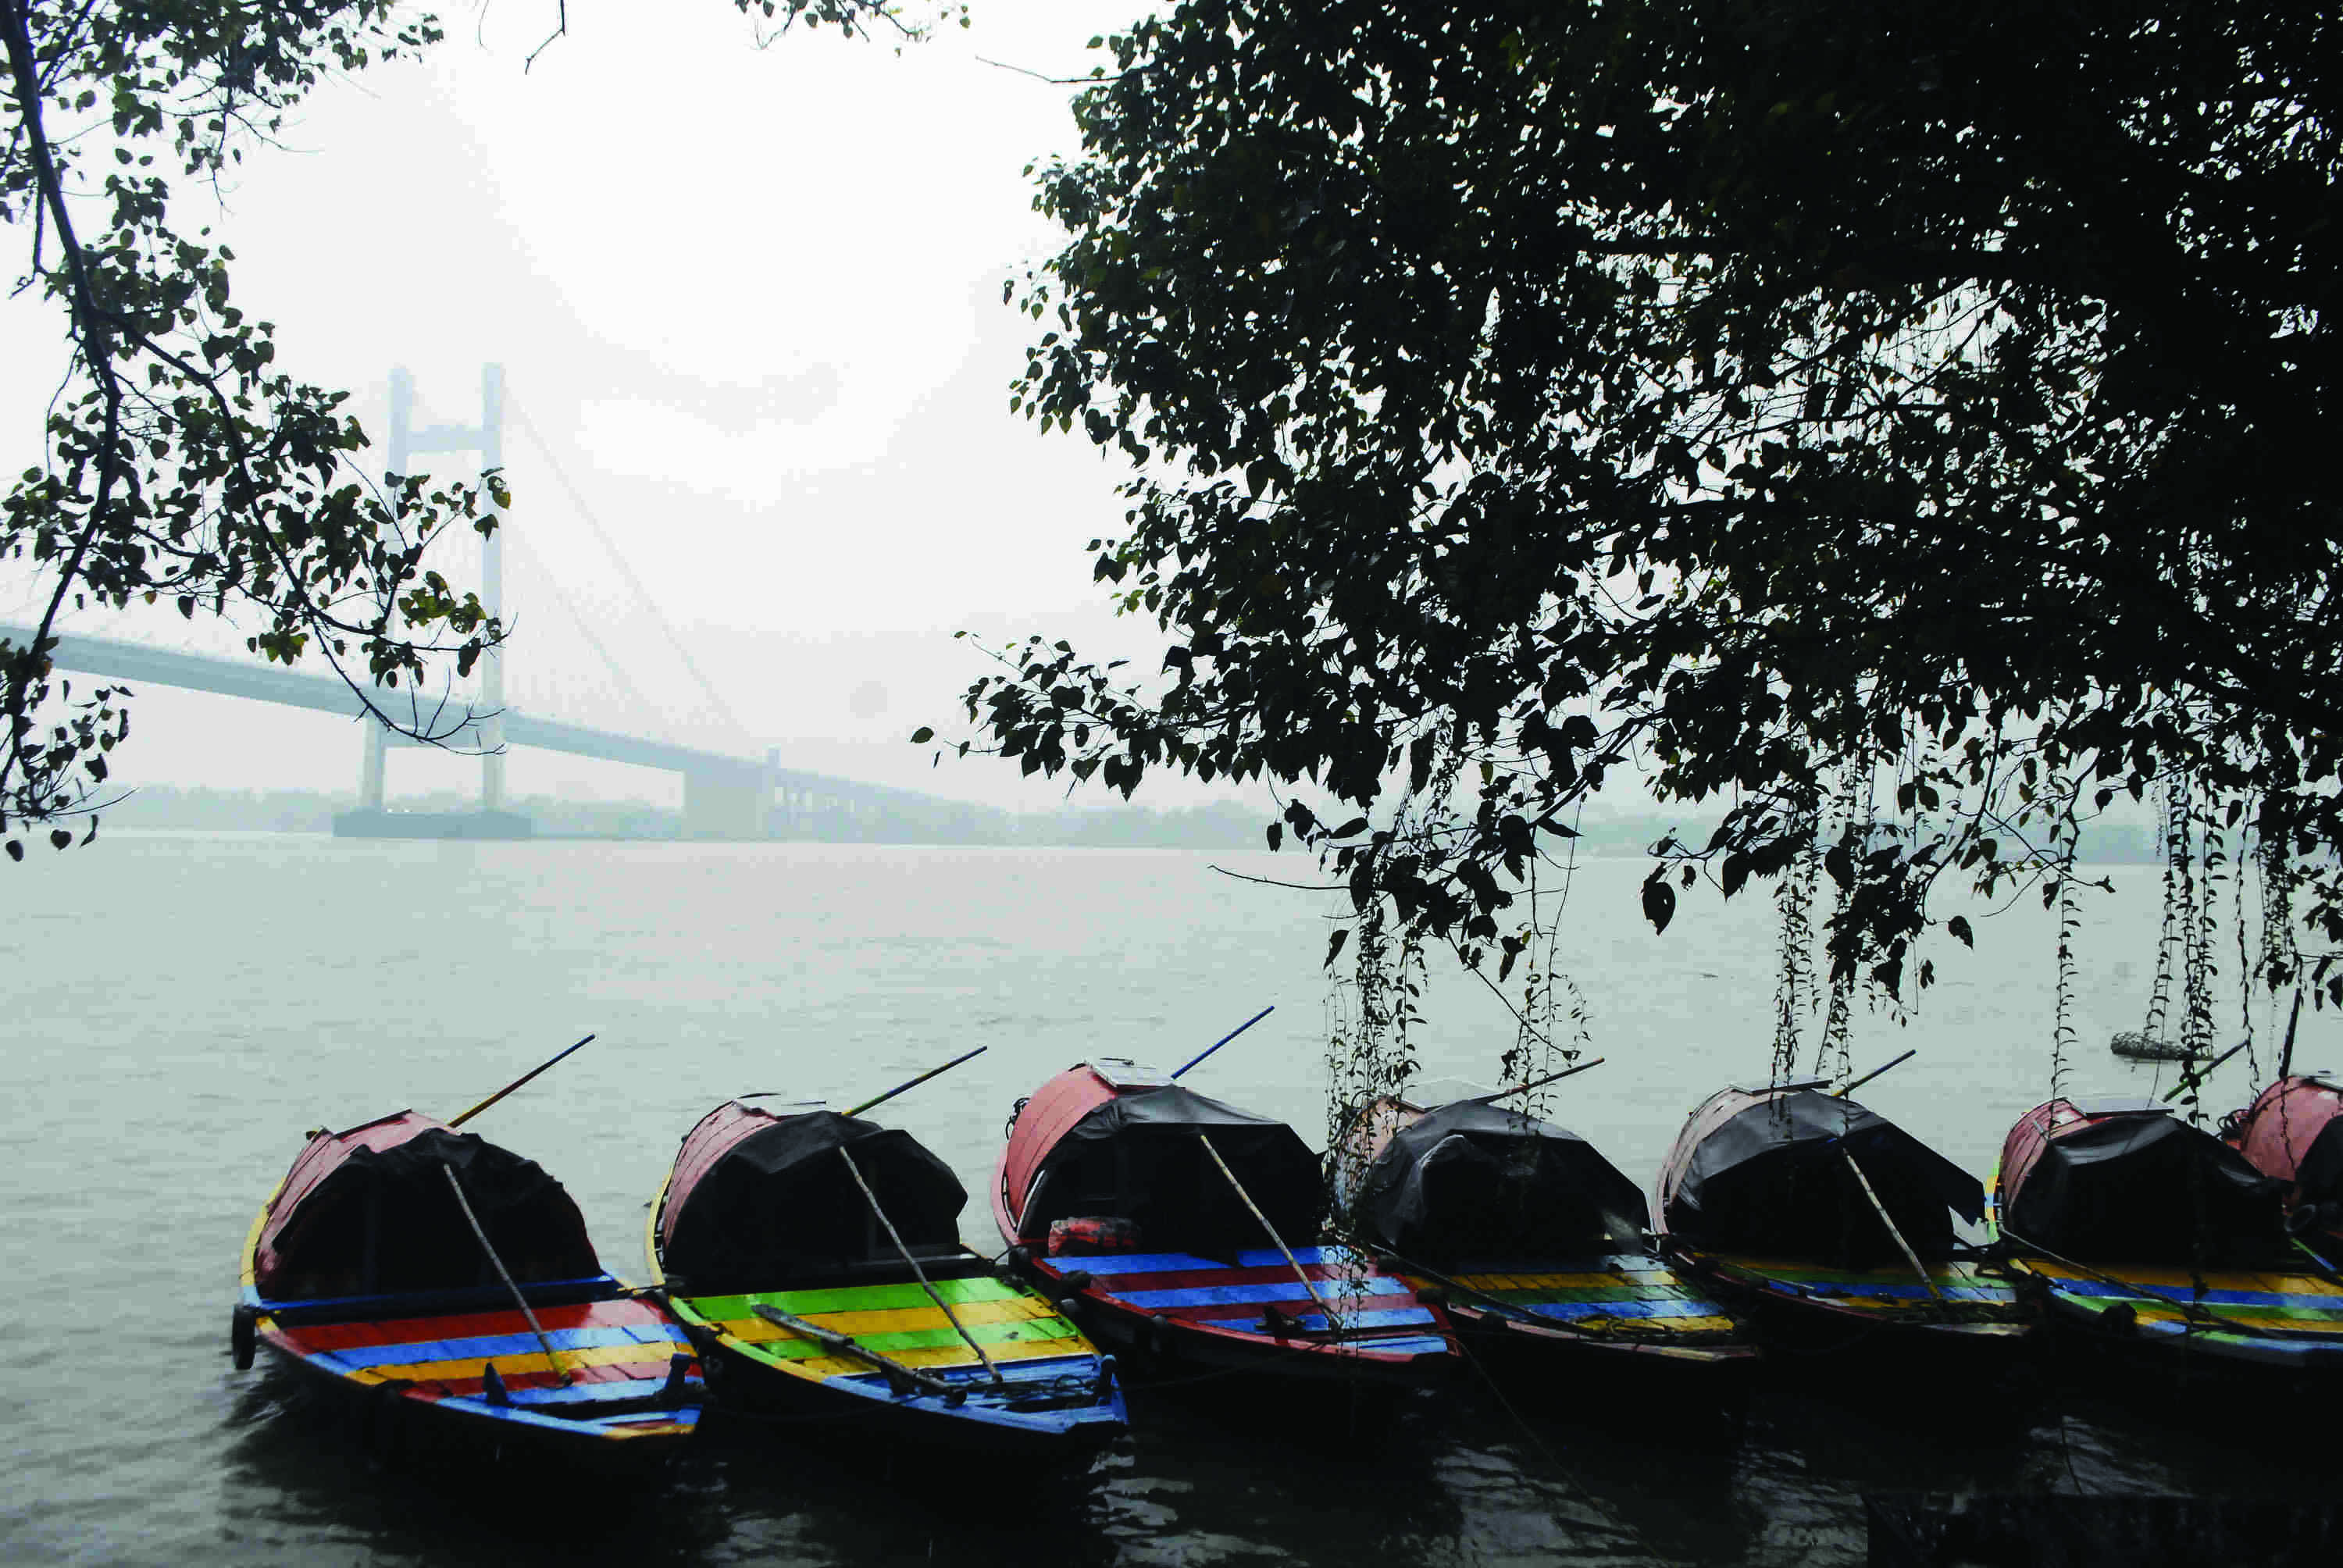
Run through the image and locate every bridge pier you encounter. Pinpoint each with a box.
[682,768,768,841]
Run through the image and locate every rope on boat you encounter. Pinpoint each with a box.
[1197,1131,1344,1333]
[439,1162,571,1385]
[1838,1146,1943,1302]
[836,1144,1005,1384]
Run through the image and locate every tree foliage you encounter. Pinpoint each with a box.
[963,0,2341,1000]
[0,0,918,864]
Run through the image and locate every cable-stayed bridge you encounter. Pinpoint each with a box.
[2,365,925,840]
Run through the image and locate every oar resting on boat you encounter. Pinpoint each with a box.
[650,1099,1127,1456]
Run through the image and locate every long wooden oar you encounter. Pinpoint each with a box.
[1833,1049,1916,1099]
[752,1303,961,1399]
[2163,1039,2251,1103]
[1473,1057,1606,1106]
[836,1144,1004,1384]
[842,1045,988,1119]
[1997,1222,2224,1331]
[1838,1146,1942,1301]
[2279,986,2306,1081]
[448,1034,596,1129]
[440,1162,571,1384]
[1198,1131,1343,1332]
[1172,1006,1275,1081]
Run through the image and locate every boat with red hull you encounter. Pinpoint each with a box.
[2224,1074,2343,1248]
[1655,1080,2028,1349]
[1992,1096,2343,1375]
[235,1110,703,1463]
[993,1060,1456,1382]
[1336,1082,1758,1370]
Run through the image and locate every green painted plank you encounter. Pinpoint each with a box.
[683,1275,1029,1320]
[732,1314,1083,1364]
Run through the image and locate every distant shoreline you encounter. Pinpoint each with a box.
[92,783,2169,861]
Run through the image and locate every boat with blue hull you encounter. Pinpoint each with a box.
[994,1059,1457,1382]
[650,1100,1128,1456]
[234,1110,704,1463]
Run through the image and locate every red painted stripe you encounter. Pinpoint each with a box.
[284,1299,672,1351]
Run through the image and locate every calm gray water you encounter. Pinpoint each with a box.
[0,835,2321,1565]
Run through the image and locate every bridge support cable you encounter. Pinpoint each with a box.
[505,397,751,746]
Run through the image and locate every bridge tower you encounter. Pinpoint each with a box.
[338,365,530,840]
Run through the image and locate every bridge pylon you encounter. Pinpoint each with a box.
[335,364,530,841]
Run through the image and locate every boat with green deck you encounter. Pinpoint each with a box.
[648,1099,1127,1456]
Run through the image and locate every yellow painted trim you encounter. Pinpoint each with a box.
[644,1170,672,1290]
[348,1340,672,1386]
[768,1335,1094,1383]
[1568,1315,1739,1335]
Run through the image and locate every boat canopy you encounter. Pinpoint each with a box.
[1661,1088,1983,1265]
[2002,1101,2285,1264]
[2231,1076,2343,1222]
[661,1109,966,1292]
[1351,1100,1647,1267]
[1015,1084,1321,1256]
[255,1114,599,1299]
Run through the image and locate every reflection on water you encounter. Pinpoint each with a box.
[3,837,2338,1564]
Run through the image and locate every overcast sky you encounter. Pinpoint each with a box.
[0,2,1239,812]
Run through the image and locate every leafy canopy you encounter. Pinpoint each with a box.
[961,0,2340,1000]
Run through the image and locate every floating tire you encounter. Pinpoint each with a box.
[230,1307,256,1371]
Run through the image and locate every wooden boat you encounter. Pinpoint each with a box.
[649,1101,1127,1454]
[1336,1081,1759,1368]
[993,1059,1457,1381]
[1654,1079,2028,1348]
[1992,1096,2343,1374]
[2224,1073,2343,1246]
[234,1110,704,1461]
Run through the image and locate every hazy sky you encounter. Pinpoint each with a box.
[0,3,1232,812]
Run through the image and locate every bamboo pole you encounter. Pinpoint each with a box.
[440,1162,570,1384]
[1474,1057,1606,1105]
[1198,1131,1343,1333]
[1832,1049,1916,1099]
[836,1145,1003,1384]
[448,1034,595,1129]
[1172,1005,1275,1080]
[1838,1146,1942,1301]
[841,1045,988,1119]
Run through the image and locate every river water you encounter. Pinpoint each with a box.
[0,835,2325,1564]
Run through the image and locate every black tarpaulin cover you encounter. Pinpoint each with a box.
[2006,1114,2286,1264]
[1667,1090,1983,1266]
[2299,1117,2343,1213]
[267,1129,600,1299]
[664,1110,967,1290]
[1020,1085,1321,1255]
[1353,1101,1648,1267]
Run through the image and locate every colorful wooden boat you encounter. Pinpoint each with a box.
[649,1101,1127,1454]
[1654,1079,2028,1348]
[1991,1096,2343,1374]
[993,1059,1457,1381]
[1335,1081,1758,1367]
[2224,1073,2343,1247]
[234,1110,704,1460]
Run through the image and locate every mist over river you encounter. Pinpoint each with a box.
[1,835,2327,1565]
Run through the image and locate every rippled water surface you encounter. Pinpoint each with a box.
[0,834,2330,1564]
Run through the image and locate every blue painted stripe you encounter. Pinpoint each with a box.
[1343,1334,1450,1356]
[1282,1306,1439,1331]
[318,1322,689,1371]
[1520,1298,1726,1324]
[1117,1277,1413,1310]
[511,1374,703,1408]
[2038,1278,2343,1313]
